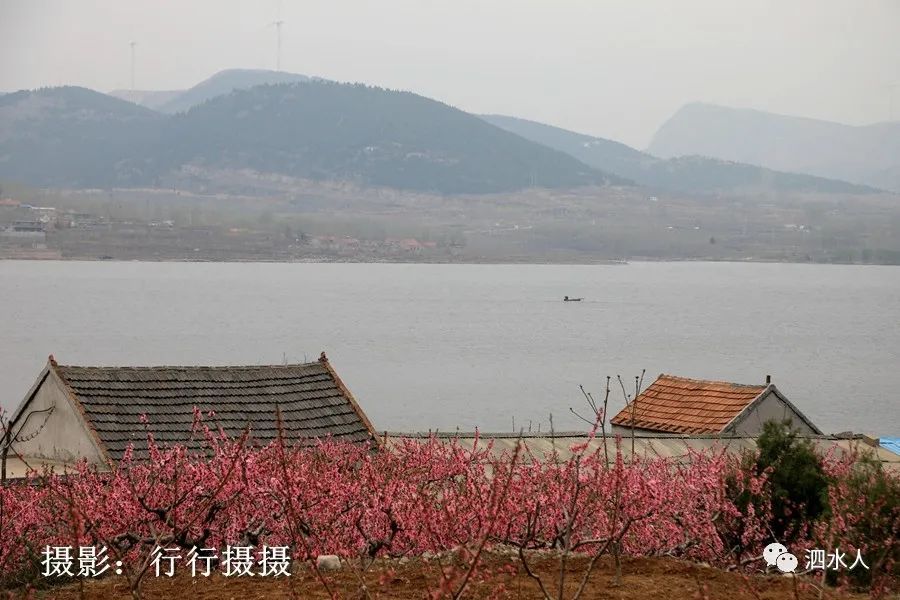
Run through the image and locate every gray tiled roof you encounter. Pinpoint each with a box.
[55,361,376,462]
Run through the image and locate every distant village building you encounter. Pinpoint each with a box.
[59,212,105,229]
[0,220,45,236]
[3,354,378,478]
[19,204,57,226]
[386,238,437,252]
[609,374,821,436]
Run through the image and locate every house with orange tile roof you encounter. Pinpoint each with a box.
[610,374,821,436]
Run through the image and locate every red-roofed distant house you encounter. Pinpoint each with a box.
[386,238,437,252]
[610,374,821,436]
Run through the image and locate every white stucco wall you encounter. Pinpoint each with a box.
[728,390,817,436]
[9,372,106,464]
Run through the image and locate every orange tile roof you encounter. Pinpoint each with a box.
[609,374,767,434]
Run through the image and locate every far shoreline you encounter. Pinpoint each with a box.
[2,256,899,267]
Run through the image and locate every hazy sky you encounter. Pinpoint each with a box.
[1,0,898,148]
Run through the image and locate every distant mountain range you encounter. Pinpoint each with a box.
[0,81,616,193]
[648,103,900,192]
[481,114,877,194]
[0,70,888,195]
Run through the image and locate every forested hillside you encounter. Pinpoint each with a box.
[0,83,619,194]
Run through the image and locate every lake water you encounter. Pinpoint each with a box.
[1,261,898,436]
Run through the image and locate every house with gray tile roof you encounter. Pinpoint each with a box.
[2,353,378,475]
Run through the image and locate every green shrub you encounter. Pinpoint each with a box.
[755,419,831,542]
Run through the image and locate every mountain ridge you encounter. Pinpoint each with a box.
[481,114,876,194]
[108,88,182,111]
[110,68,313,114]
[648,102,900,191]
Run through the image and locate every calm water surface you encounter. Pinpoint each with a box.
[1,261,898,435]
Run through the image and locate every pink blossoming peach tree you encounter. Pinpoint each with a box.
[0,413,896,598]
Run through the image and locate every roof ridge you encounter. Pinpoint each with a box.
[658,373,767,389]
[57,363,324,370]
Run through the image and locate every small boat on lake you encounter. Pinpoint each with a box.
[563,296,583,302]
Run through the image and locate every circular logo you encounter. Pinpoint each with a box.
[763,542,788,567]
[776,552,798,574]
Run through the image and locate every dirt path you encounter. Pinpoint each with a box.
[31,554,869,600]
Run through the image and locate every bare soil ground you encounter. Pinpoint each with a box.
[27,553,870,600]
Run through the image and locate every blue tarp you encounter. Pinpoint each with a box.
[880,437,900,456]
